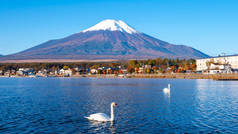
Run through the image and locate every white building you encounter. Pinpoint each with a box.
[59,69,72,76]
[196,55,238,74]
[90,69,98,74]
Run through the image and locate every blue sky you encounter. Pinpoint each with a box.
[0,0,237,56]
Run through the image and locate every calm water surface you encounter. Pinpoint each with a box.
[0,78,238,133]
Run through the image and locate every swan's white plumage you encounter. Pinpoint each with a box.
[163,84,171,94]
[85,113,111,122]
[85,102,117,122]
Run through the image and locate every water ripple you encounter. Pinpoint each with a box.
[0,78,238,133]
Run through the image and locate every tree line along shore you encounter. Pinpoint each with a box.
[0,58,237,80]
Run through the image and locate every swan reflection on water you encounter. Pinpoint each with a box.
[87,119,117,133]
[109,121,117,134]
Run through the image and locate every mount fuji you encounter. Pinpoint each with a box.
[1,19,209,62]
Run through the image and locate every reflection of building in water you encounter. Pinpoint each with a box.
[196,55,238,74]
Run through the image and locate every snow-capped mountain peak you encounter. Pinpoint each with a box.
[82,19,138,34]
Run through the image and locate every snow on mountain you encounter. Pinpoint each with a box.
[82,19,138,34]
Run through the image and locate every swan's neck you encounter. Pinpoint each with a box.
[110,105,114,121]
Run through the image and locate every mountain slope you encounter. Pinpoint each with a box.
[1,19,209,61]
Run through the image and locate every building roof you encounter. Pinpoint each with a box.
[196,54,238,60]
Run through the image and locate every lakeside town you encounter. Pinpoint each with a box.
[1,55,238,80]
[0,58,195,77]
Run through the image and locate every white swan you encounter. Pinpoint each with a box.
[85,102,118,122]
[163,84,171,94]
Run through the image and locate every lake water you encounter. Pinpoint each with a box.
[0,78,238,133]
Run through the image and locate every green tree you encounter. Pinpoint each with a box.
[63,65,69,70]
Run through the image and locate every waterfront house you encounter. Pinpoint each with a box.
[90,69,98,74]
[137,65,152,74]
[97,67,106,74]
[59,69,65,75]
[145,65,152,69]
[16,70,24,76]
[28,72,35,77]
[0,70,3,75]
[121,69,128,74]
[16,68,34,76]
[106,67,112,74]
[54,70,59,75]
[196,55,238,74]
[36,71,45,77]
[60,69,72,77]
[4,71,10,77]
[10,70,16,75]
[65,69,72,76]
[138,67,144,73]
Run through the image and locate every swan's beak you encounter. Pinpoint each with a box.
[115,103,118,107]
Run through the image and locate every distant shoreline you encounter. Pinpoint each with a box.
[86,74,238,80]
[1,73,238,80]
[0,59,120,63]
